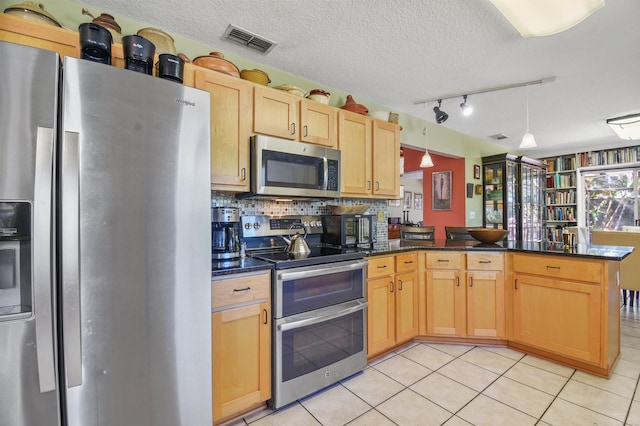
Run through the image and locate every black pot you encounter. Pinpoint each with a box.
[158,54,184,83]
[78,23,112,64]
[122,35,156,75]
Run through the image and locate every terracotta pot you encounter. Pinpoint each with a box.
[4,1,61,27]
[240,69,270,86]
[192,52,239,78]
[340,95,368,115]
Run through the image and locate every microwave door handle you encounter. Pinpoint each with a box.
[33,126,56,393]
[322,157,328,191]
[61,131,83,388]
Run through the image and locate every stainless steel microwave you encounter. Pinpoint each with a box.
[250,135,341,198]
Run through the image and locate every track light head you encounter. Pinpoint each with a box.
[433,100,448,124]
[460,95,473,117]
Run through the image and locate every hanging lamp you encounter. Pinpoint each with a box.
[519,86,537,149]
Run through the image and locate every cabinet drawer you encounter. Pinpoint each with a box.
[367,255,395,278]
[512,254,602,284]
[212,271,271,311]
[467,252,504,270]
[425,252,463,269]
[395,252,418,273]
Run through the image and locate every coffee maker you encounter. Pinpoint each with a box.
[211,207,240,269]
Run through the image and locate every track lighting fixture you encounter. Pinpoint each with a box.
[433,100,448,124]
[460,95,473,116]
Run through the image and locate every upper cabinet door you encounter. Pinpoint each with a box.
[194,69,252,191]
[299,99,337,147]
[253,86,298,140]
[338,110,372,196]
[372,120,400,197]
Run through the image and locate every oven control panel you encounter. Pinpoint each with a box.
[241,215,324,238]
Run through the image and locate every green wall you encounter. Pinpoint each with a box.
[2,0,511,225]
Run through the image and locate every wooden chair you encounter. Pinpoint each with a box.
[400,225,435,241]
[444,226,477,241]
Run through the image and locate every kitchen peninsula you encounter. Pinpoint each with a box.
[365,240,633,379]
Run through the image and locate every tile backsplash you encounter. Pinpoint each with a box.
[211,192,390,248]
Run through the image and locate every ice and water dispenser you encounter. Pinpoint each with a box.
[0,202,32,319]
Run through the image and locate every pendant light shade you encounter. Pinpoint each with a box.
[519,87,537,149]
[420,127,434,168]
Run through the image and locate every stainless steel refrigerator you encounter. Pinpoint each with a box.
[0,41,212,425]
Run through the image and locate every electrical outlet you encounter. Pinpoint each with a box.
[469,211,476,219]
[377,210,384,221]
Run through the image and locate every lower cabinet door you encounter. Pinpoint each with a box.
[512,273,601,364]
[367,276,395,357]
[426,269,465,336]
[212,301,270,421]
[395,270,419,343]
[466,271,505,338]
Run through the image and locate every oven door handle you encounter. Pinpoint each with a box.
[278,299,368,332]
[277,259,367,282]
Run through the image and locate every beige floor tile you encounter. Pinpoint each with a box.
[621,346,640,364]
[571,371,637,399]
[400,343,455,370]
[241,405,272,424]
[481,345,527,361]
[437,358,500,392]
[220,417,247,426]
[427,343,475,357]
[504,362,568,395]
[558,380,630,421]
[627,400,640,426]
[541,398,623,426]
[372,353,431,386]
[459,347,518,374]
[623,335,640,351]
[367,351,399,367]
[519,354,575,377]
[393,341,419,354]
[410,372,478,413]
[249,403,321,426]
[483,376,555,418]
[636,381,640,402]
[457,394,537,426]
[621,325,640,339]
[376,389,452,426]
[612,357,640,380]
[346,409,395,426]
[300,384,370,425]
[341,367,404,406]
[442,416,473,426]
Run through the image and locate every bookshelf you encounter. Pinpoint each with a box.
[541,154,578,242]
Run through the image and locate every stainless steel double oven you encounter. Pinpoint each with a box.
[243,215,368,409]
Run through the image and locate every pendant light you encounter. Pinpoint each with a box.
[420,128,434,168]
[519,86,537,149]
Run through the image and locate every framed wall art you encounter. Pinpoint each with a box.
[432,171,452,211]
[414,193,423,210]
[403,191,412,210]
[474,164,481,180]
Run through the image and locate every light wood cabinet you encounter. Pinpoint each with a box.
[466,253,505,338]
[366,252,418,357]
[424,252,505,339]
[211,270,271,423]
[509,253,607,367]
[253,85,298,139]
[195,68,253,192]
[338,110,400,198]
[0,14,79,58]
[299,98,337,147]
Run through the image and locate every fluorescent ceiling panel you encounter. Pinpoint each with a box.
[607,113,640,140]
[490,0,605,37]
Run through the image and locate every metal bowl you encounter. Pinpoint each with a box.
[467,228,509,244]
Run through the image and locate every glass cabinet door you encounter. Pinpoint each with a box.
[506,160,518,240]
[483,162,505,230]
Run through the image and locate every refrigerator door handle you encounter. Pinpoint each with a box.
[61,131,83,388]
[34,126,56,393]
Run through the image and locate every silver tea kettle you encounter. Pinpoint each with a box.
[281,224,311,255]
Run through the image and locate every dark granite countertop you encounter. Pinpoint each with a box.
[211,257,274,278]
[367,239,633,261]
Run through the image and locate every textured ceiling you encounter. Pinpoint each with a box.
[80,0,640,157]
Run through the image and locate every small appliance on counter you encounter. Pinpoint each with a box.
[211,207,241,269]
[321,214,376,249]
[78,22,112,64]
[122,34,155,75]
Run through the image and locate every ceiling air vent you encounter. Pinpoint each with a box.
[489,133,509,140]
[223,25,277,55]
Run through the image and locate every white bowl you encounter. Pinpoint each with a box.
[307,94,330,104]
[368,111,389,121]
